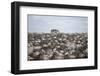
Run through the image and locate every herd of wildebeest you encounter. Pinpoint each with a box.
[28,31,88,61]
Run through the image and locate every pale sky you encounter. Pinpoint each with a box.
[28,15,88,33]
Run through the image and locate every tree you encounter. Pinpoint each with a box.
[51,29,60,34]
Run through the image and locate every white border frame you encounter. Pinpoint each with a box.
[20,6,95,70]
